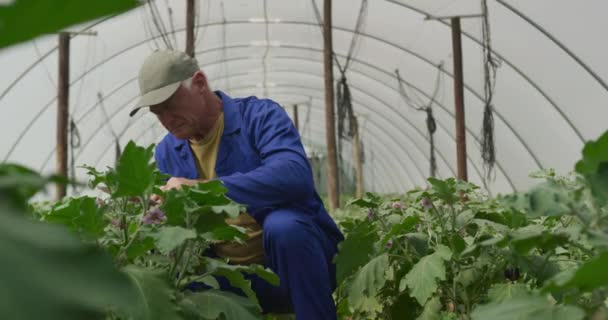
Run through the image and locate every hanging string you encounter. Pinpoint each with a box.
[426,108,437,177]
[311,0,369,161]
[69,117,81,195]
[481,0,500,180]
[147,0,173,49]
[396,62,443,178]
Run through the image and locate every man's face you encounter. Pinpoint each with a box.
[149,77,211,140]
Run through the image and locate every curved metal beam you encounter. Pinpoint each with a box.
[4,20,545,173]
[496,0,608,93]
[384,0,585,143]
[37,56,514,192]
[25,45,515,190]
[42,86,414,192]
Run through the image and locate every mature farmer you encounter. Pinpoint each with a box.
[129,49,343,319]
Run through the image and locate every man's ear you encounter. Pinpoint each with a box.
[192,71,208,92]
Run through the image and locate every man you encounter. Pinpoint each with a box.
[129,49,343,319]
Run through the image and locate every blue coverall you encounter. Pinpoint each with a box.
[155,91,344,319]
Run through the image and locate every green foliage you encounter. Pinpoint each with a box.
[347,254,390,316]
[152,226,197,255]
[336,130,608,319]
[122,265,182,320]
[114,141,156,197]
[4,141,279,319]
[45,196,107,240]
[576,130,608,206]
[180,290,262,320]
[334,218,378,284]
[0,0,139,49]
[0,202,138,319]
[486,283,530,303]
[471,296,585,320]
[400,246,452,305]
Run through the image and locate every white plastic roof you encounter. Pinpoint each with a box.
[1,0,607,196]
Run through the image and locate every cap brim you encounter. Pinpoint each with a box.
[129,81,182,117]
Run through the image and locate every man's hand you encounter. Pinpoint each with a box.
[151,177,205,204]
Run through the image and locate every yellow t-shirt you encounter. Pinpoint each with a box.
[189,113,264,265]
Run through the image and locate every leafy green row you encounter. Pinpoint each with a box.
[334,131,608,320]
[1,141,279,320]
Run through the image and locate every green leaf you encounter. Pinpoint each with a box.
[471,296,584,320]
[204,258,279,287]
[510,225,570,255]
[418,296,441,320]
[382,215,420,247]
[152,226,197,255]
[348,198,380,209]
[193,180,228,194]
[45,197,106,239]
[0,0,138,49]
[449,234,466,255]
[193,209,247,242]
[334,220,378,284]
[122,265,181,320]
[575,130,608,205]
[428,177,458,205]
[401,245,452,305]
[0,163,56,211]
[210,267,262,310]
[179,290,261,320]
[0,204,139,319]
[210,204,242,218]
[188,188,231,206]
[545,251,608,292]
[200,259,279,311]
[114,142,156,198]
[487,283,530,303]
[160,188,187,226]
[347,254,389,315]
[126,237,155,260]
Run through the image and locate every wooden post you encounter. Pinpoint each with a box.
[293,104,300,132]
[323,0,339,210]
[353,118,363,198]
[56,32,70,200]
[185,0,195,57]
[451,18,468,181]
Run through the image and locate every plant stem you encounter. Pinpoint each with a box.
[378,215,410,256]
[176,241,194,287]
[168,244,187,282]
[120,200,129,246]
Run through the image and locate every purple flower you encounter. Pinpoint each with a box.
[367,208,375,221]
[386,239,394,249]
[391,201,403,209]
[142,207,166,225]
[421,197,433,210]
[110,218,125,229]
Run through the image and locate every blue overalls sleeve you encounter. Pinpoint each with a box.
[217,102,315,208]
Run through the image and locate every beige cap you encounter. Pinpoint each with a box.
[129,50,199,117]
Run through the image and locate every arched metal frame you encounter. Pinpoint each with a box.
[2,1,601,194]
[36,51,518,192]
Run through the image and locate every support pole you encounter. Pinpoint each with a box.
[293,104,299,132]
[353,118,363,198]
[451,18,468,181]
[56,32,70,200]
[323,0,339,210]
[185,0,195,57]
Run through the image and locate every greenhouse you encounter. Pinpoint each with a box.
[2,0,608,319]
